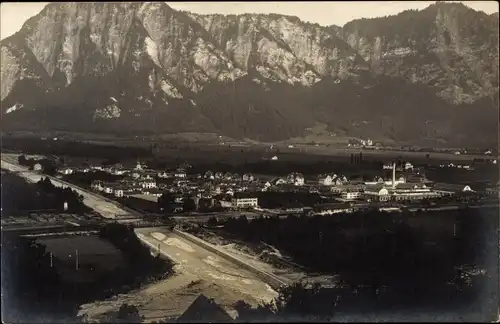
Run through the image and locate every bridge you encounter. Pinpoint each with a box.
[1,219,174,236]
[1,224,101,236]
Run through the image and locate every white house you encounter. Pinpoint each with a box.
[91,181,103,191]
[103,186,114,194]
[242,173,254,182]
[287,172,305,186]
[141,173,153,180]
[270,155,279,161]
[404,162,414,170]
[204,171,215,180]
[112,169,126,176]
[135,162,144,171]
[270,178,287,186]
[341,191,362,200]
[332,175,346,186]
[90,165,104,171]
[382,163,393,170]
[33,163,43,171]
[295,175,305,186]
[141,180,157,189]
[433,183,474,196]
[60,167,74,175]
[114,188,124,198]
[364,184,391,202]
[219,200,233,208]
[175,169,187,178]
[391,183,439,201]
[318,175,333,186]
[158,171,170,178]
[232,194,259,208]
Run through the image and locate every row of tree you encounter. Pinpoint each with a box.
[98,223,174,284]
[1,172,88,214]
[63,170,125,187]
[209,207,498,310]
[18,154,57,175]
[2,234,77,322]
[4,137,151,160]
[2,222,176,323]
[36,177,89,213]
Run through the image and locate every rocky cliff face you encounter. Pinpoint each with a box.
[187,12,366,85]
[1,2,498,146]
[341,2,499,104]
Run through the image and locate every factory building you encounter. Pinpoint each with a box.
[364,163,439,201]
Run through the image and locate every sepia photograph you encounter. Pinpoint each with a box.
[1,1,499,322]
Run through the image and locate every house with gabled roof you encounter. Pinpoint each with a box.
[433,183,474,196]
[176,294,233,323]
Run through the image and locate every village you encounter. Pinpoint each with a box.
[22,154,499,217]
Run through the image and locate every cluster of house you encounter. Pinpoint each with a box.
[383,161,414,171]
[43,157,498,215]
[335,163,480,202]
[347,138,375,148]
[439,162,472,169]
[84,162,263,210]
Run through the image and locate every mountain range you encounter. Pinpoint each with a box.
[1,2,498,146]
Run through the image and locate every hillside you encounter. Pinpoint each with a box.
[1,2,498,146]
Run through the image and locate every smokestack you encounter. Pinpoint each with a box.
[392,162,396,189]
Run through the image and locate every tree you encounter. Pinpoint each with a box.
[234,281,334,322]
[116,304,143,323]
[183,197,197,213]
[38,159,57,175]
[207,216,218,227]
[2,235,63,321]
[18,154,28,165]
[158,192,175,213]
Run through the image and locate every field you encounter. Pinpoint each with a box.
[3,133,496,169]
[37,235,124,284]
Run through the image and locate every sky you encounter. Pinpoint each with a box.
[1,1,498,40]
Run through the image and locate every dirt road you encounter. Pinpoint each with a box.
[1,158,127,219]
[135,227,278,303]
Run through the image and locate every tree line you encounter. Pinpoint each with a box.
[18,154,57,175]
[36,177,89,213]
[1,172,89,214]
[4,137,152,161]
[206,207,498,311]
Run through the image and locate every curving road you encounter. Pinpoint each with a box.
[1,159,128,219]
[136,227,278,302]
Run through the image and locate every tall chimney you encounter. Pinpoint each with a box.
[392,162,396,189]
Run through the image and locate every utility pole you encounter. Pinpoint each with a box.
[75,249,79,271]
[50,252,53,268]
